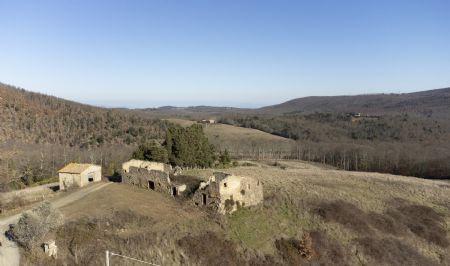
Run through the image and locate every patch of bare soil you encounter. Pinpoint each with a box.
[275,231,349,266]
[356,237,440,266]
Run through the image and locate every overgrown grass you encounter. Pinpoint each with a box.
[30,176,58,187]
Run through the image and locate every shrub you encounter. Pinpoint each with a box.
[13,202,64,250]
[224,199,235,212]
[219,149,231,165]
[275,231,348,266]
[356,237,439,266]
[177,231,243,266]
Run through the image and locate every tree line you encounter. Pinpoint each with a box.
[218,113,450,179]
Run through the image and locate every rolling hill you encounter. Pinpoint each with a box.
[142,87,450,119]
[257,87,450,116]
[0,83,166,188]
[166,118,295,157]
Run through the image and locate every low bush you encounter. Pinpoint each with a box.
[13,202,64,250]
[178,231,243,266]
[275,231,349,266]
[314,199,449,248]
[356,237,439,266]
[313,200,373,233]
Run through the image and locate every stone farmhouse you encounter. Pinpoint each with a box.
[121,159,264,214]
[193,172,263,214]
[58,163,102,190]
[121,159,200,197]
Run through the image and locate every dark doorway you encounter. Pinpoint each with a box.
[202,193,207,205]
[148,181,155,190]
[172,187,177,196]
[88,173,94,182]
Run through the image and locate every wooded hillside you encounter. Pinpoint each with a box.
[0,83,166,147]
[219,113,450,179]
[0,83,167,190]
[257,88,450,117]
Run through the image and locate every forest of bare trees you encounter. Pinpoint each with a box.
[0,84,167,191]
[219,113,450,179]
[1,82,449,191]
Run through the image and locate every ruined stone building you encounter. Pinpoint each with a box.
[121,160,264,213]
[122,159,171,174]
[121,159,200,197]
[58,163,102,190]
[193,172,263,214]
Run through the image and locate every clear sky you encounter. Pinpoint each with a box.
[1,0,449,108]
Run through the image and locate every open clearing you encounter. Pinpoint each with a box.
[166,118,295,154]
[19,161,450,265]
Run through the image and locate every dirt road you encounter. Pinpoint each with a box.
[0,182,111,266]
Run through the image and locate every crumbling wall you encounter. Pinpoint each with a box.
[218,175,263,213]
[122,167,171,193]
[122,159,171,174]
[193,181,221,211]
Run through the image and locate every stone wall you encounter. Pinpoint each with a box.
[192,181,221,212]
[122,167,171,194]
[193,174,263,214]
[122,159,171,174]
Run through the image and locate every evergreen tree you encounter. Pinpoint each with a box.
[132,141,168,163]
[164,124,215,168]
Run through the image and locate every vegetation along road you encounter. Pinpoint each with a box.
[0,182,111,266]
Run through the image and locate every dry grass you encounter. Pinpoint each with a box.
[186,160,450,265]
[21,161,450,265]
[166,118,295,154]
[60,184,217,233]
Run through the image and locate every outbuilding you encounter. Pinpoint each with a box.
[58,163,102,190]
[193,172,263,214]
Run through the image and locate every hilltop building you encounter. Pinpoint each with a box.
[193,172,263,214]
[121,160,263,214]
[58,163,102,190]
[199,119,216,124]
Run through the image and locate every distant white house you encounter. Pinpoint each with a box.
[58,163,102,190]
[199,119,216,124]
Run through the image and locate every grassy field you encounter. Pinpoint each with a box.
[22,161,450,265]
[188,161,450,265]
[166,118,295,156]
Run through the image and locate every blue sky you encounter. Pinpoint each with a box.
[1,0,449,108]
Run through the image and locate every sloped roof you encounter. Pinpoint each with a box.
[58,163,95,174]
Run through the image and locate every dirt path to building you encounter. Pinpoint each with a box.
[0,182,111,266]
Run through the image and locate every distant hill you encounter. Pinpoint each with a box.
[139,87,450,119]
[257,88,450,117]
[141,105,248,120]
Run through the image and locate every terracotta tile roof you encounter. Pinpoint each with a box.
[58,163,94,174]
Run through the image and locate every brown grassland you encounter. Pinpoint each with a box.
[165,118,295,157]
[21,160,450,266]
